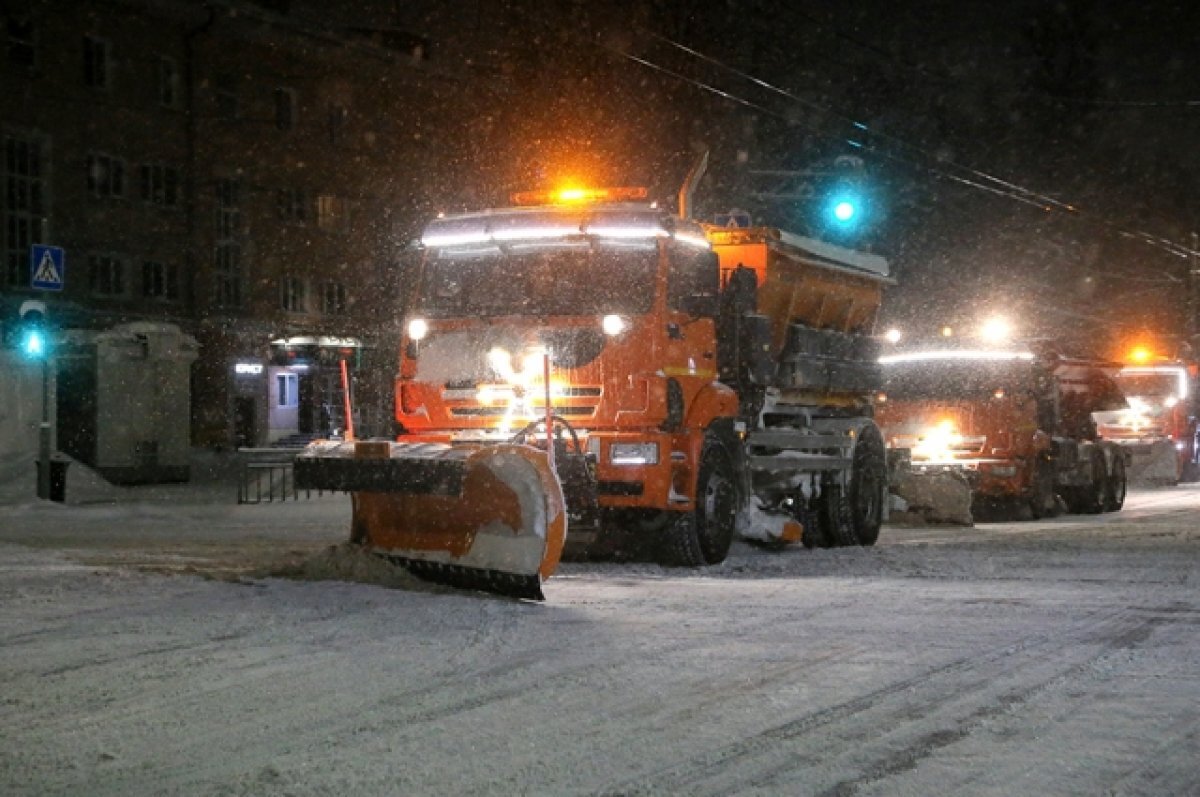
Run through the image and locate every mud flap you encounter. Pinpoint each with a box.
[296,441,567,599]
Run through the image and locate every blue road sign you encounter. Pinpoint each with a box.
[30,245,66,291]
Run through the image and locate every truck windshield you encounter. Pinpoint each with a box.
[416,245,658,318]
[883,360,1036,400]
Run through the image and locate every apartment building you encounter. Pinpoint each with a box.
[2,0,474,463]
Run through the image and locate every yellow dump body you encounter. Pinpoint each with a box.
[705,225,890,354]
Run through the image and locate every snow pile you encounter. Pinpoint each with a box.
[0,448,245,508]
[888,468,974,526]
[267,542,441,593]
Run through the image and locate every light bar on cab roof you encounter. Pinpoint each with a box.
[510,186,649,206]
[879,349,1036,364]
[1118,365,1189,399]
[422,223,703,249]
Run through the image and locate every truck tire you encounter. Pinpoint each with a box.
[849,424,886,546]
[1028,458,1057,520]
[1069,449,1106,515]
[818,483,858,547]
[661,437,737,567]
[1104,450,1127,512]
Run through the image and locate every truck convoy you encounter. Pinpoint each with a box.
[295,183,892,598]
[1093,360,1200,483]
[875,346,1130,518]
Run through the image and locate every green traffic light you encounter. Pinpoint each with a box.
[22,327,46,358]
[833,201,856,222]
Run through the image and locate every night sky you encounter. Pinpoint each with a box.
[312,0,1200,357]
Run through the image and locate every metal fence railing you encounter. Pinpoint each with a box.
[236,448,309,504]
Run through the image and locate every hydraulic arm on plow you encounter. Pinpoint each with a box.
[296,182,892,599]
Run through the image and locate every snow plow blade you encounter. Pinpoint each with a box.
[295,441,567,600]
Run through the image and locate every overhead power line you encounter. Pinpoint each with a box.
[617,28,1198,264]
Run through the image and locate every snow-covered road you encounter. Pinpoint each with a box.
[2,485,1198,795]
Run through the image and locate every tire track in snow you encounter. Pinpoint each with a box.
[594,607,1148,796]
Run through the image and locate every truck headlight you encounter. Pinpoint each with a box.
[406,317,428,341]
[610,442,659,465]
[602,314,628,336]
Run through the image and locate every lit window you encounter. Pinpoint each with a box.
[276,373,299,408]
[317,194,349,231]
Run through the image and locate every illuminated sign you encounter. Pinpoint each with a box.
[234,362,264,375]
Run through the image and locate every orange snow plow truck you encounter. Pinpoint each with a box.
[876,347,1130,517]
[295,185,892,599]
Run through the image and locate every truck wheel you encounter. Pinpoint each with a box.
[1073,449,1106,515]
[1028,459,1057,519]
[849,424,886,546]
[1104,451,1127,512]
[662,437,737,566]
[819,484,858,547]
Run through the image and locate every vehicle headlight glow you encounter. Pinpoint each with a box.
[602,314,627,336]
[488,348,512,373]
[912,420,962,462]
[406,317,428,341]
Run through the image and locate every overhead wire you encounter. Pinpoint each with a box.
[631,28,1199,263]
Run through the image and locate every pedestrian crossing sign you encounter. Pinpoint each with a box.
[30,245,65,291]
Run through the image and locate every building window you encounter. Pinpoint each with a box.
[215,178,242,307]
[2,133,46,287]
[159,57,179,108]
[317,194,349,232]
[281,275,307,312]
[274,88,296,131]
[321,281,347,315]
[276,187,306,222]
[216,74,238,118]
[83,35,109,89]
[327,104,347,146]
[7,15,36,70]
[141,163,179,206]
[87,153,125,198]
[89,254,125,297]
[142,260,179,300]
[276,373,298,408]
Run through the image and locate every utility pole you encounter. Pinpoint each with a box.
[37,355,51,499]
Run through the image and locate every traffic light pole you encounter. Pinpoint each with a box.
[36,357,51,500]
